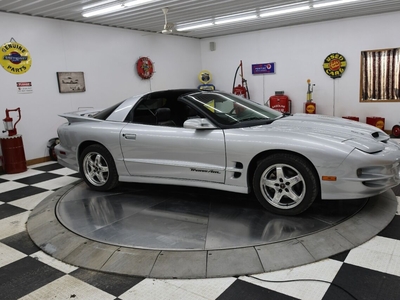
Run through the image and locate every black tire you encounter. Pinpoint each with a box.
[79,144,119,191]
[252,153,318,215]
[48,138,59,161]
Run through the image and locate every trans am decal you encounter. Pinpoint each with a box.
[191,168,220,174]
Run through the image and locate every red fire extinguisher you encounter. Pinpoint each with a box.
[232,60,250,99]
[2,108,21,136]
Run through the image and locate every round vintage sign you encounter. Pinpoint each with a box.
[323,53,347,79]
[198,70,212,84]
[136,57,154,79]
[0,41,32,75]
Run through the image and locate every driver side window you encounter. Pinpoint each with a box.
[130,98,167,126]
[128,97,203,127]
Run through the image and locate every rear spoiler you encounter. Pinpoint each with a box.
[59,109,102,124]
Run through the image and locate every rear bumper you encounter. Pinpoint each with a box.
[54,144,79,172]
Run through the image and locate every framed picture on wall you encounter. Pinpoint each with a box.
[57,72,86,93]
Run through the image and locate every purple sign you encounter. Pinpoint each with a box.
[252,63,275,75]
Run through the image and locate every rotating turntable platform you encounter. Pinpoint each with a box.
[27,181,397,279]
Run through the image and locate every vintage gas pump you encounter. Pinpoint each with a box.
[267,91,291,114]
[304,79,316,114]
[3,108,21,136]
[232,60,250,99]
[1,108,27,173]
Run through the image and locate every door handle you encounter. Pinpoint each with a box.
[122,133,136,140]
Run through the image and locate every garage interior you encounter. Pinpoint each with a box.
[2,1,400,299]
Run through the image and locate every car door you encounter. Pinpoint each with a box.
[120,123,226,183]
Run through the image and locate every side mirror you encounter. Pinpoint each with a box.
[183,118,217,130]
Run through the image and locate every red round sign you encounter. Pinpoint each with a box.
[136,57,154,79]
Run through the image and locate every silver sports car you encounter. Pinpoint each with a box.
[55,89,400,215]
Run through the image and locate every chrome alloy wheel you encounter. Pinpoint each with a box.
[82,151,109,187]
[260,163,306,209]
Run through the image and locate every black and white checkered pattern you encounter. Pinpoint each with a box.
[1,161,400,300]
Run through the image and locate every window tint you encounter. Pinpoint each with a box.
[132,98,167,125]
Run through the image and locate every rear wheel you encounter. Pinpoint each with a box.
[79,144,119,191]
[253,153,318,215]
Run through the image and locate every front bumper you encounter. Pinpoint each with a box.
[320,143,400,199]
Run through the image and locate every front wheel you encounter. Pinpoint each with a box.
[253,153,318,215]
[79,144,119,191]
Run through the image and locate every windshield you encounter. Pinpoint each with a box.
[184,91,282,126]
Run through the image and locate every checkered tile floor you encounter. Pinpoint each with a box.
[1,161,400,300]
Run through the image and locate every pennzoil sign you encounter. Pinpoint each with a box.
[1,41,32,75]
[323,53,346,79]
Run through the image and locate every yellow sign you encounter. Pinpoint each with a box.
[198,70,212,84]
[376,120,384,130]
[306,104,315,113]
[323,53,346,79]
[1,41,32,74]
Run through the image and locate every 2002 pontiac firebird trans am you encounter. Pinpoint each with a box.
[55,89,400,215]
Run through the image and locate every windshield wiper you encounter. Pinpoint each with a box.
[239,117,268,122]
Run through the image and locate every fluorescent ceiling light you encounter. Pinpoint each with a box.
[82,0,157,18]
[82,0,114,10]
[313,0,360,8]
[124,0,155,7]
[83,5,124,17]
[215,13,257,25]
[176,21,214,32]
[260,5,310,18]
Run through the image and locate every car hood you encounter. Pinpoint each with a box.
[269,113,389,153]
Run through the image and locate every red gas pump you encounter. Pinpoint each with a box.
[232,60,250,99]
[267,91,291,114]
[1,108,27,174]
[3,108,21,136]
[233,84,247,98]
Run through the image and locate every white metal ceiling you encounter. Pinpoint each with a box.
[1,0,400,39]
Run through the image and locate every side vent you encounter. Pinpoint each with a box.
[234,162,243,178]
[371,131,389,143]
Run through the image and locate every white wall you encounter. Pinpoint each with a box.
[200,11,400,129]
[0,12,201,162]
[2,10,400,164]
